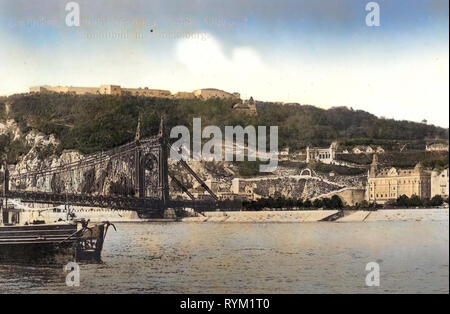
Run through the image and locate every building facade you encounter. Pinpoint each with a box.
[29,85,243,101]
[30,85,99,95]
[30,85,172,98]
[431,169,449,198]
[306,143,337,164]
[366,154,431,204]
[351,145,382,154]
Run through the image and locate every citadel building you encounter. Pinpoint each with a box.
[30,85,172,98]
[29,85,241,101]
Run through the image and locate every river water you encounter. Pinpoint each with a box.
[0,220,448,294]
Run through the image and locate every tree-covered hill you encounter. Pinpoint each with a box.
[0,99,6,120]
[2,93,448,156]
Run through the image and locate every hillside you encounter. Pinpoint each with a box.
[0,98,6,120]
[336,150,449,170]
[0,93,448,164]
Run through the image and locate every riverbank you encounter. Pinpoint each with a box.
[18,207,144,224]
[336,208,449,222]
[182,210,339,223]
[14,202,449,224]
[181,208,449,223]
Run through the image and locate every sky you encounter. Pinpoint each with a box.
[0,0,448,127]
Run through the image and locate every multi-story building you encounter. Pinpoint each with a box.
[366,154,431,204]
[431,169,449,198]
[306,143,337,164]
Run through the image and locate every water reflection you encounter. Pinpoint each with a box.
[0,220,448,294]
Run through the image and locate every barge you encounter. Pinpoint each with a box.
[0,202,115,264]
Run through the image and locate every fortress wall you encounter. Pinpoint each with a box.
[29,85,242,100]
[193,89,240,100]
[122,88,171,97]
[30,86,99,94]
[67,87,100,95]
[174,92,196,99]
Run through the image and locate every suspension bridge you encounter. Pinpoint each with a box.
[1,119,241,218]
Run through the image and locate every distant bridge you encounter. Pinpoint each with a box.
[1,118,241,217]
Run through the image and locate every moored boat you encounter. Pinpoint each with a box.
[0,201,115,264]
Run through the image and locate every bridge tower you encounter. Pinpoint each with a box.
[134,116,145,199]
[134,116,170,210]
[158,117,170,208]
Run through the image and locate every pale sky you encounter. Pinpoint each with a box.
[0,0,448,127]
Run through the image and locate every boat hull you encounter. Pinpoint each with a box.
[0,222,108,264]
[0,242,76,264]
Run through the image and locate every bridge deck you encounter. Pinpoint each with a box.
[2,191,241,212]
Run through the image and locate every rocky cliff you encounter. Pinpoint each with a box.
[1,117,364,200]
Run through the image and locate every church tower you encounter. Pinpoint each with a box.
[370,154,378,177]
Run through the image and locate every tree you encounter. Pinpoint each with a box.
[409,195,423,207]
[312,199,323,208]
[295,198,304,208]
[303,199,312,208]
[396,195,410,207]
[429,195,444,207]
[358,200,370,209]
[330,195,344,209]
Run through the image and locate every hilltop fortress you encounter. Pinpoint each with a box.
[29,85,257,115]
[29,85,240,100]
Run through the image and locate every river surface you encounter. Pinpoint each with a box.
[0,220,448,294]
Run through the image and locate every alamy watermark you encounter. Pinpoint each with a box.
[170,118,279,172]
[65,262,80,287]
[65,2,80,27]
[365,262,380,287]
[365,2,380,27]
